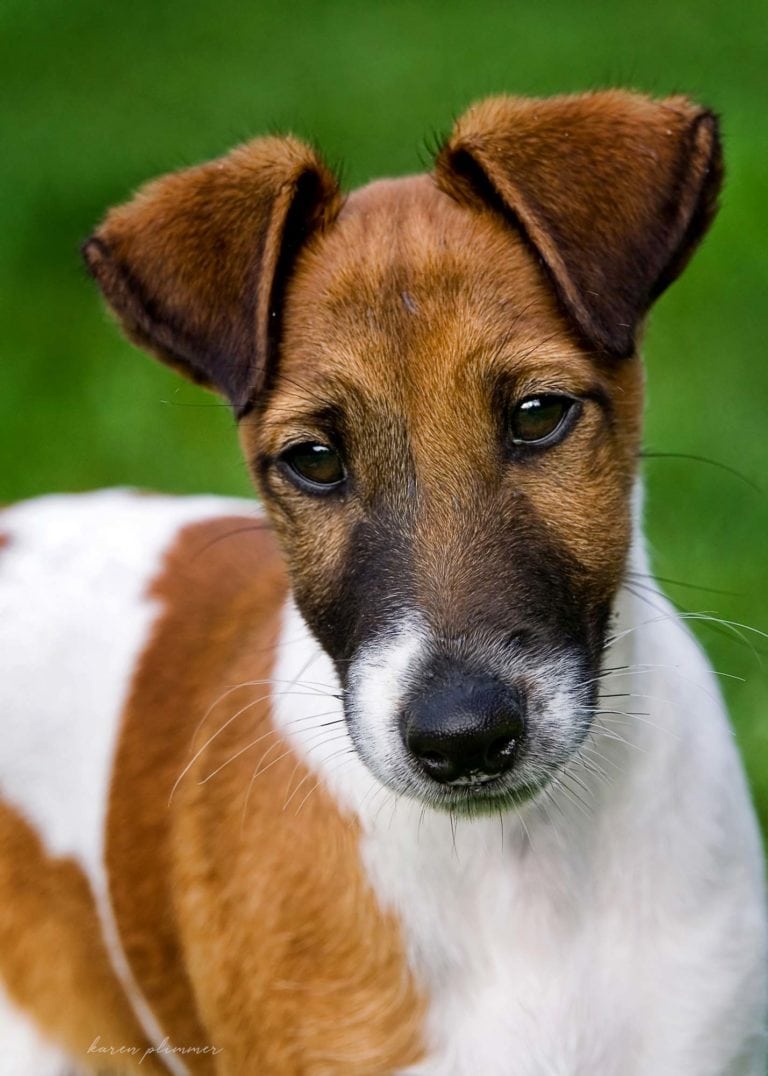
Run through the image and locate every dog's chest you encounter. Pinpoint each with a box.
[274,608,643,1074]
[359,805,638,1076]
[349,733,766,1076]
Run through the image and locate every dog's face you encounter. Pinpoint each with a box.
[245,177,643,809]
[85,91,721,812]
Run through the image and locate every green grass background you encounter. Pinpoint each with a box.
[1,0,767,828]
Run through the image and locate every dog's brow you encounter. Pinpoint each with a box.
[485,360,613,402]
[291,403,346,434]
[270,370,345,412]
[272,372,383,421]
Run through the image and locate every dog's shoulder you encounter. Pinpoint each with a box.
[0,486,267,597]
[0,489,286,1067]
[0,488,274,871]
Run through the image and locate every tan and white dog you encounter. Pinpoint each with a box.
[0,91,766,1075]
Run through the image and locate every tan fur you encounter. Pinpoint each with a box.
[0,798,162,1072]
[107,516,424,1073]
[245,174,644,629]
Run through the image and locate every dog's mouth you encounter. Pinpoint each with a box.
[356,743,557,818]
[443,768,506,787]
[415,774,547,816]
[327,607,609,816]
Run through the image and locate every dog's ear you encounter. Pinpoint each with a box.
[434,91,722,357]
[83,137,341,414]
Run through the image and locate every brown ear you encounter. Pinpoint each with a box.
[435,91,722,357]
[83,137,341,414]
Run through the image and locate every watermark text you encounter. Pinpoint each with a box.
[88,1035,223,1066]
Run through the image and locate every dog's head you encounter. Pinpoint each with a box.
[84,91,721,813]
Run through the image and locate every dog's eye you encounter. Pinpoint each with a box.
[279,442,346,492]
[509,395,576,446]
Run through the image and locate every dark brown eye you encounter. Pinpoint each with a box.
[279,442,346,491]
[509,395,576,446]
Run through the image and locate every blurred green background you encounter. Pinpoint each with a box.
[1,0,767,827]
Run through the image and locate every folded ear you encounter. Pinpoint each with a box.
[435,91,722,358]
[83,137,341,414]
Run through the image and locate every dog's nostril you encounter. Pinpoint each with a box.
[484,734,517,773]
[415,748,458,783]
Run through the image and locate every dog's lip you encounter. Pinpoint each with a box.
[412,771,547,813]
[444,770,504,788]
[442,774,529,797]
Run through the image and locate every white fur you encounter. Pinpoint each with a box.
[274,538,768,1075]
[272,597,378,818]
[0,489,255,1075]
[346,615,430,791]
[0,981,77,1076]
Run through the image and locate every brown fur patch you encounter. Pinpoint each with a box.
[0,798,162,1072]
[242,174,643,660]
[107,515,425,1072]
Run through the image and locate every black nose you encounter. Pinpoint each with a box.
[402,673,525,785]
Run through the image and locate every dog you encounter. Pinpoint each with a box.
[0,90,765,1075]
